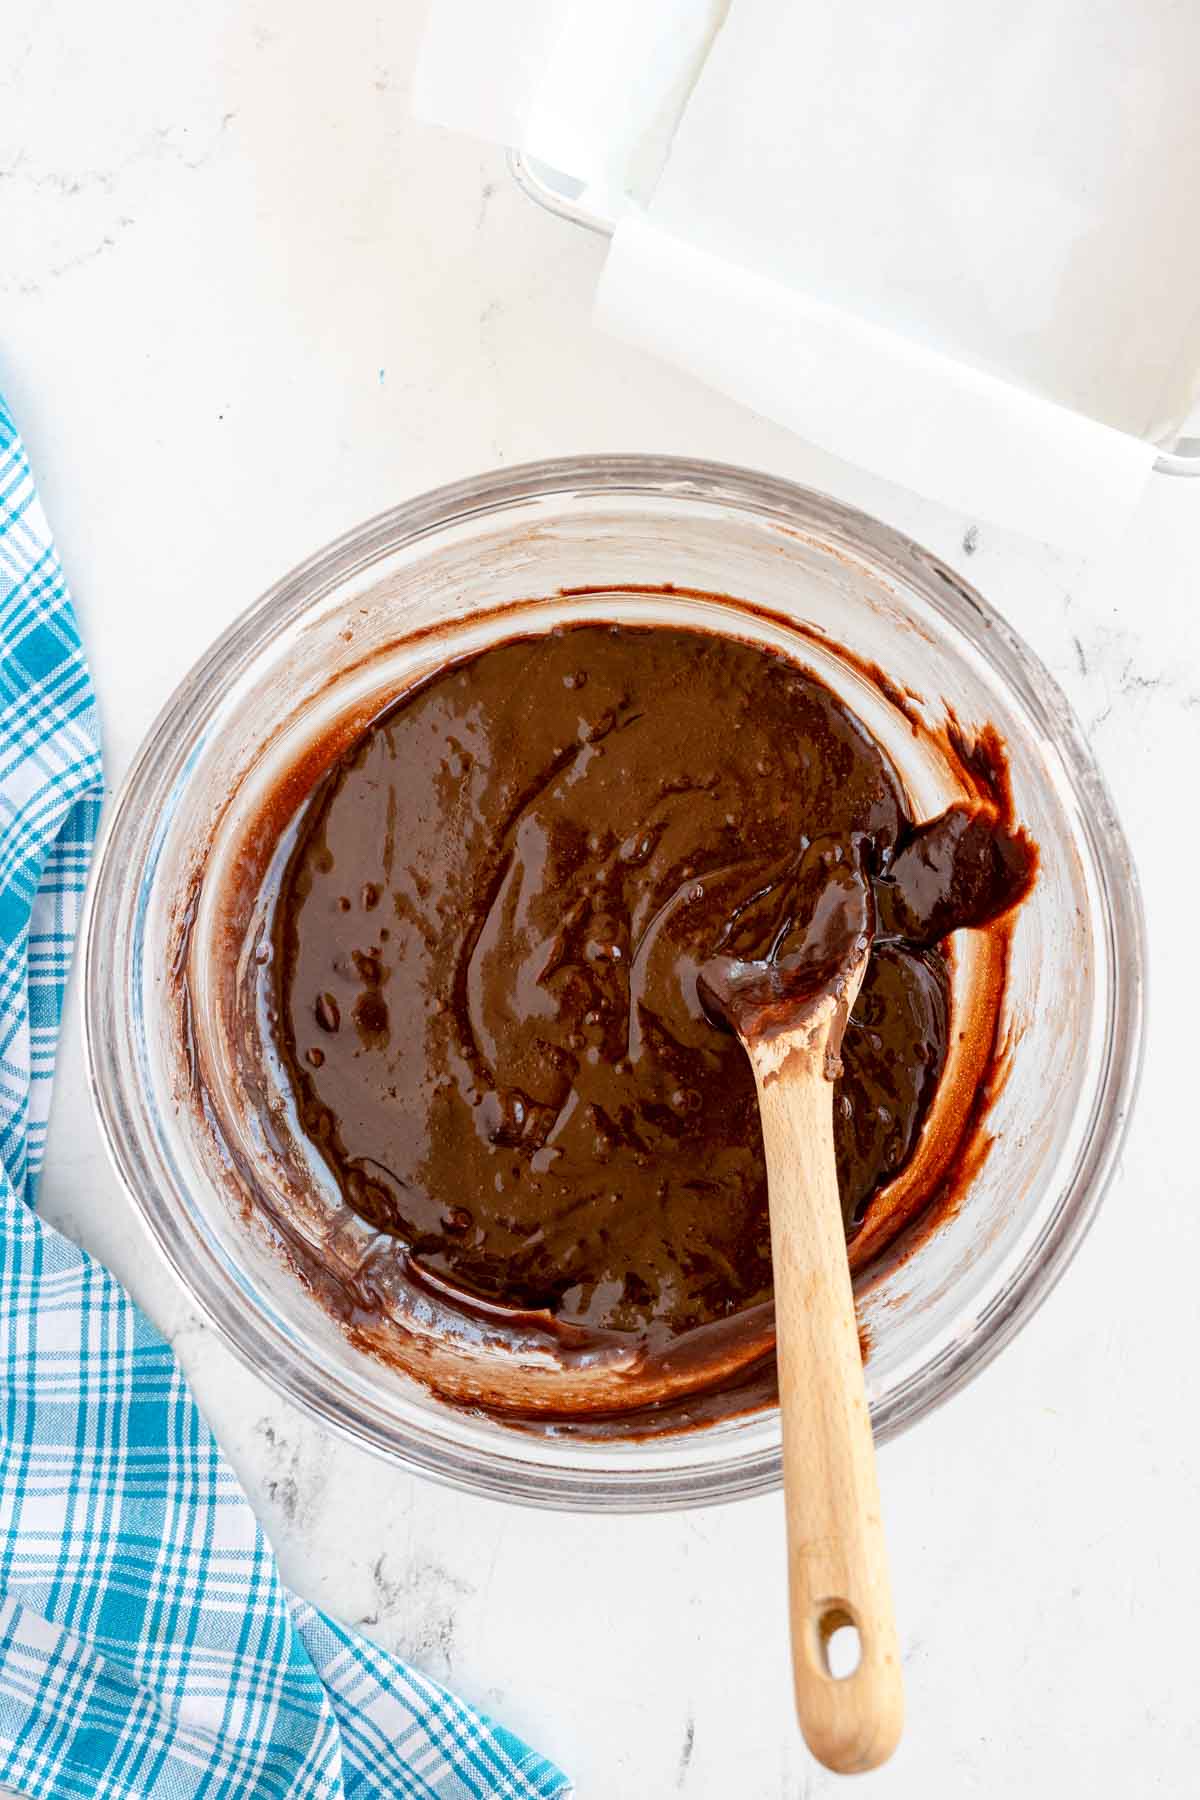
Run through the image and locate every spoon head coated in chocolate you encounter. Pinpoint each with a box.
[698,839,875,1053]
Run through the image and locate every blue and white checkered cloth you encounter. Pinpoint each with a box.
[0,396,570,1800]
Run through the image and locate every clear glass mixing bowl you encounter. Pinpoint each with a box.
[83,457,1145,1509]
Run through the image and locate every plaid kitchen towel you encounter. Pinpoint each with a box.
[0,395,570,1800]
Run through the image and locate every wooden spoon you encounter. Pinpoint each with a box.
[699,853,903,1775]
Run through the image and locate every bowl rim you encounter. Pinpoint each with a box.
[81,453,1147,1510]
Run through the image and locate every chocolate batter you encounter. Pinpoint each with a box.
[253,624,1034,1380]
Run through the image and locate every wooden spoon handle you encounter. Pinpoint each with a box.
[751,1043,904,1774]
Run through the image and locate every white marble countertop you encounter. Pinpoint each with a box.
[4,5,1200,1795]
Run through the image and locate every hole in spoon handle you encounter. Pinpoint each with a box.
[794,1594,904,1774]
[815,1604,862,1680]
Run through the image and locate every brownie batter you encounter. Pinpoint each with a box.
[253,624,1034,1377]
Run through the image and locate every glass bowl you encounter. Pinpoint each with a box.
[83,456,1145,1510]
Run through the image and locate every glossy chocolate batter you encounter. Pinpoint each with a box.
[255,624,1034,1373]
